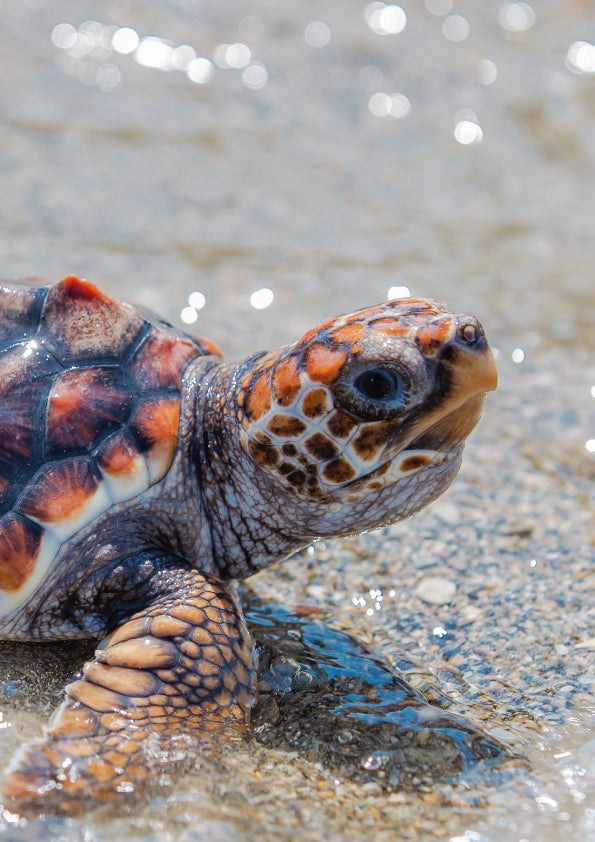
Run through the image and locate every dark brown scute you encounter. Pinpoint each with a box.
[266,414,308,438]
[39,276,146,363]
[351,422,393,462]
[46,367,130,454]
[325,410,358,439]
[322,458,356,484]
[304,432,339,461]
[248,438,279,467]
[0,276,207,522]
[0,281,49,345]
[131,331,201,391]
[301,388,331,419]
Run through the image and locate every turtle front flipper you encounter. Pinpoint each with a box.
[2,569,256,810]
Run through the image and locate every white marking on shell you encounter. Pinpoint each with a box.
[30,481,113,543]
[145,443,176,484]
[100,453,151,503]
[0,529,60,619]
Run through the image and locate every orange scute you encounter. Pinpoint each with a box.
[246,373,272,420]
[132,397,180,448]
[133,333,200,390]
[58,275,113,306]
[18,458,100,524]
[197,337,223,358]
[97,432,141,476]
[0,513,41,592]
[272,356,302,407]
[304,344,348,384]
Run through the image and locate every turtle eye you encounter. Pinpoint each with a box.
[354,369,402,402]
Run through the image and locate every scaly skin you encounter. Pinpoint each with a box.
[4,569,255,810]
[0,285,497,810]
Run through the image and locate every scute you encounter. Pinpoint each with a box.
[0,276,215,617]
[0,280,50,345]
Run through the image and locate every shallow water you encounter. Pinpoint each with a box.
[0,1,594,840]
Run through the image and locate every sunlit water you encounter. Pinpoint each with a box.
[0,1,593,840]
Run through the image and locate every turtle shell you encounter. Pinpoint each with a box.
[0,276,221,617]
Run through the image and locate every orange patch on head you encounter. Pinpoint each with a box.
[415,318,455,356]
[246,373,272,420]
[305,344,348,384]
[133,332,201,390]
[272,356,302,407]
[298,316,338,348]
[369,318,412,337]
[329,323,367,348]
[0,513,42,592]
[18,458,100,524]
[389,298,435,314]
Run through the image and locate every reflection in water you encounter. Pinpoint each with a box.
[304,21,332,49]
[512,347,525,363]
[442,15,470,42]
[250,288,275,310]
[111,26,139,55]
[51,20,266,90]
[566,41,595,74]
[247,598,509,790]
[454,119,484,145]
[425,0,453,15]
[365,3,407,37]
[388,285,411,299]
[369,91,410,119]
[180,305,198,325]
[478,58,498,85]
[498,3,536,34]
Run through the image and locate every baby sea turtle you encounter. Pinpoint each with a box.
[0,276,497,806]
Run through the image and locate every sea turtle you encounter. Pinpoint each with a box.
[0,275,497,807]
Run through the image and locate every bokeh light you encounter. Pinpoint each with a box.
[369,91,410,119]
[250,288,275,309]
[498,3,536,33]
[478,59,498,85]
[388,285,411,299]
[365,3,407,36]
[305,21,332,48]
[566,41,595,74]
[442,15,470,42]
[242,62,268,89]
[187,57,214,84]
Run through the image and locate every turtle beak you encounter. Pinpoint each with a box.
[449,319,498,398]
[401,318,498,452]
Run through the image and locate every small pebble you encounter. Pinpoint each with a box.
[414,576,457,605]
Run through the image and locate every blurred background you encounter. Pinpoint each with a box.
[0,2,594,841]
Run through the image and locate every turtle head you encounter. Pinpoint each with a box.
[235,297,497,538]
